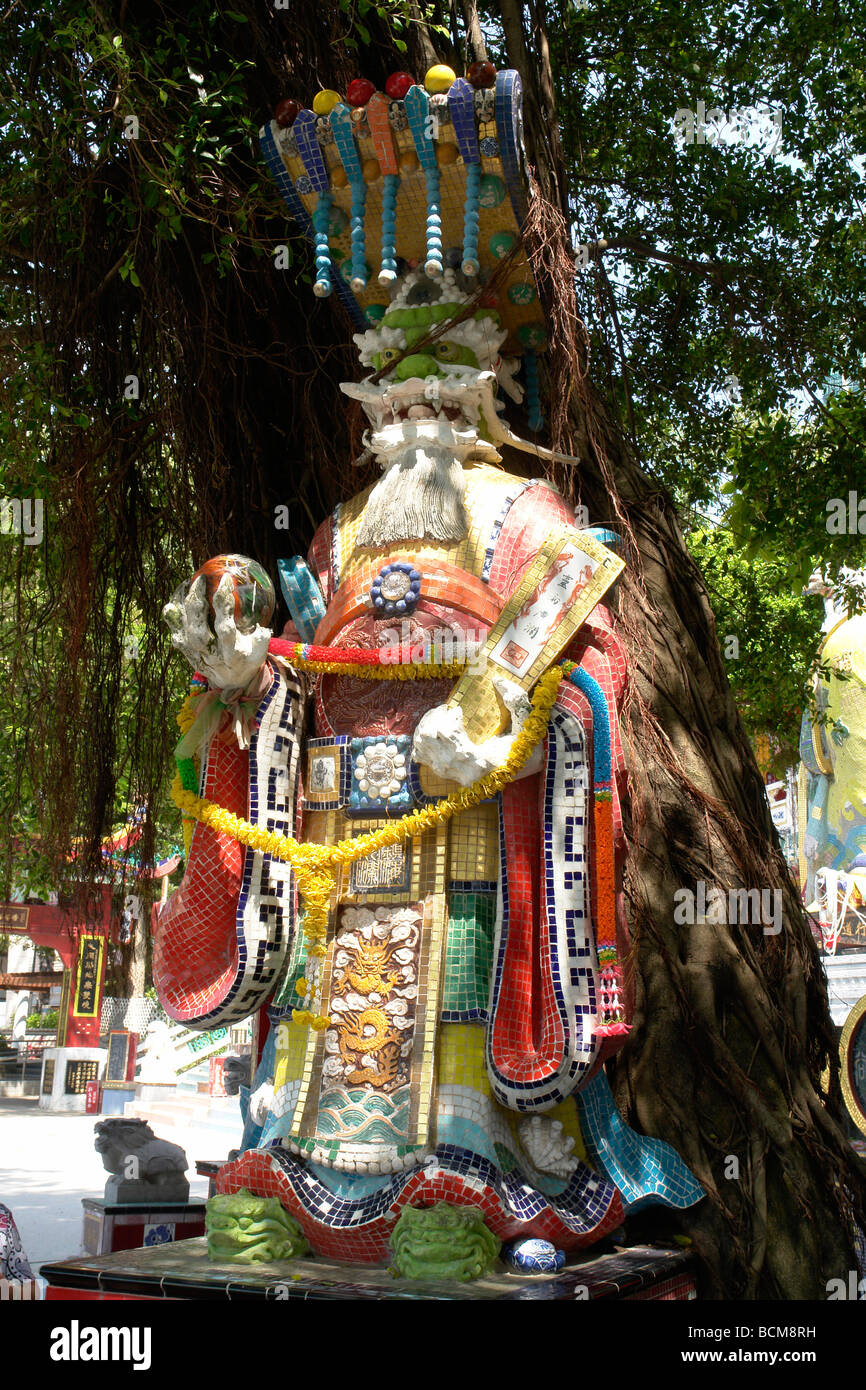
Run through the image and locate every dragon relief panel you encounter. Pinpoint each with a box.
[323,905,422,1093]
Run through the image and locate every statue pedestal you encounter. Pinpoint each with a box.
[99,1082,136,1116]
[133,1080,180,1100]
[80,1200,207,1258]
[38,1047,107,1112]
[41,1237,697,1301]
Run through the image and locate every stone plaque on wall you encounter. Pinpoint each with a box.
[42,1059,55,1095]
[105,1030,135,1083]
[65,1059,99,1096]
[0,904,29,931]
[349,840,409,894]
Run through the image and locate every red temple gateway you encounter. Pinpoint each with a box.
[1,889,115,1110]
[0,888,113,1049]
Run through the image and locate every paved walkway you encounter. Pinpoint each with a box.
[0,1098,215,1272]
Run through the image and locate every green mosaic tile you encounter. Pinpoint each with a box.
[443,892,495,1012]
[273,922,309,1008]
[493,1141,520,1173]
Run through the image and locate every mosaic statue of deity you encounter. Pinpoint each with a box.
[153,66,703,1268]
[799,568,866,908]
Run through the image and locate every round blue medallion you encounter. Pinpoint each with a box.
[370,562,422,617]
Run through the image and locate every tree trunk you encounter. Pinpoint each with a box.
[496,0,865,1298]
[129,894,147,999]
[575,425,864,1297]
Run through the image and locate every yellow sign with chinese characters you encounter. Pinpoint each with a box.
[72,934,104,1018]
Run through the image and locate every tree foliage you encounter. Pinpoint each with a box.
[543,0,866,533]
[1,0,390,893]
[686,527,823,772]
[4,0,864,879]
[723,390,866,585]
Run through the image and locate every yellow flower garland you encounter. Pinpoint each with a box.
[171,665,563,1028]
[288,658,469,681]
[175,695,200,861]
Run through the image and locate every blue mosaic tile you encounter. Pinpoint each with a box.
[578,1073,704,1212]
[293,110,331,193]
[259,124,365,331]
[404,85,435,169]
[331,502,343,591]
[494,70,528,226]
[448,77,480,163]
[329,103,364,182]
[263,1143,622,1239]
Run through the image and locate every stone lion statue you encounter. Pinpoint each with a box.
[94,1117,189,1203]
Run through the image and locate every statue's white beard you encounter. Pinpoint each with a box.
[356,444,469,546]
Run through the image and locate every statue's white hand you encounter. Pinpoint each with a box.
[248,1081,275,1127]
[411,676,544,786]
[163,573,271,692]
[412,704,484,785]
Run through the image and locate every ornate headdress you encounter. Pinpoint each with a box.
[259,62,550,435]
